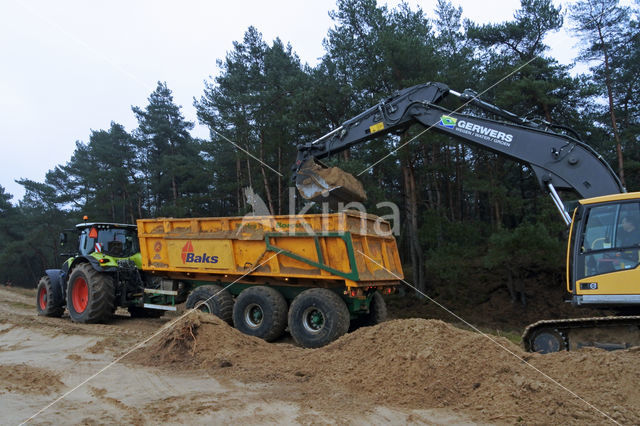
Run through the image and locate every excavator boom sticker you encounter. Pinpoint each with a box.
[454,120,514,147]
[439,115,457,129]
[369,122,385,134]
[439,114,514,148]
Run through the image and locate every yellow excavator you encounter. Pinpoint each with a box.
[292,82,640,353]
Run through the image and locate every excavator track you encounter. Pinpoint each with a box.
[522,315,640,353]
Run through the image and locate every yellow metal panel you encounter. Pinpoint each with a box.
[324,237,350,273]
[566,208,577,294]
[579,191,640,205]
[145,238,170,268]
[576,267,640,295]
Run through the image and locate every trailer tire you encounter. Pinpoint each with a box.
[66,263,116,323]
[185,285,233,325]
[288,288,350,348]
[36,276,64,317]
[233,286,287,342]
[128,306,166,318]
[351,291,387,330]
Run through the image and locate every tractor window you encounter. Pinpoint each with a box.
[578,202,640,279]
[79,227,139,258]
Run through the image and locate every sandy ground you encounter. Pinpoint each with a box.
[2,286,639,425]
[1,287,473,425]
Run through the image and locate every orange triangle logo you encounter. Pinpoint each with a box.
[181,241,194,263]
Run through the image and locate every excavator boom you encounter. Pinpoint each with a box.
[293,82,624,221]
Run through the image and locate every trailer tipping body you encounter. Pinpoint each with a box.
[137,211,403,291]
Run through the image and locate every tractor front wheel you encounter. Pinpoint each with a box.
[36,276,64,317]
[66,263,116,323]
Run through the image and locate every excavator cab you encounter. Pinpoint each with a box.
[295,158,367,207]
[571,196,640,301]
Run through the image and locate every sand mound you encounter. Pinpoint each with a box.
[129,313,279,369]
[131,313,640,424]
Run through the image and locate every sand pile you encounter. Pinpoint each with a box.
[128,313,279,369]
[130,313,640,424]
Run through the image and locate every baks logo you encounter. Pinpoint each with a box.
[181,241,219,264]
[439,115,457,129]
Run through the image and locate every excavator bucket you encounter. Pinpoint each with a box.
[295,159,367,206]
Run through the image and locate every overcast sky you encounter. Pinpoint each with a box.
[1,0,581,202]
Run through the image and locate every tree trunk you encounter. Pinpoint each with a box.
[245,143,253,190]
[172,175,178,206]
[277,145,282,215]
[445,146,455,221]
[259,132,275,215]
[597,23,625,187]
[236,152,243,214]
[110,191,116,222]
[402,153,425,293]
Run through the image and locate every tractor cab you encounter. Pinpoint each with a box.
[62,223,139,259]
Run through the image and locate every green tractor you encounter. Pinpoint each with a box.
[36,221,166,322]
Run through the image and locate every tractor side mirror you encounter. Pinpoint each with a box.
[59,232,68,246]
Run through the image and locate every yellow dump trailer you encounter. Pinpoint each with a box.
[137,211,403,347]
[138,211,402,289]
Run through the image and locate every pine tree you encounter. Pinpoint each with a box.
[133,82,207,216]
[570,0,635,187]
[196,27,308,215]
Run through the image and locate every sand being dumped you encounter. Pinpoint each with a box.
[296,159,367,203]
[131,312,640,424]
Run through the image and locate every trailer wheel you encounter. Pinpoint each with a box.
[185,285,233,325]
[66,263,116,323]
[233,286,287,341]
[288,288,350,348]
[128,306,165,318]
[351,291,387,330]
[530,328,567,353]
[35,276,64,317]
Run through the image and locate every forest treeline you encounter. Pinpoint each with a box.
[1,0,638,297]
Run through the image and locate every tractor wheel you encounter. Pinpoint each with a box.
[35,276,64,317]
[233,286,287,342]
[185,285,234,325]
[288,288,350,348]
[128,306,165,318]
[351,291,387,330]
[66,263,116,323]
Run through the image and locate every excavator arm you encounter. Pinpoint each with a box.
[293,82,624,222]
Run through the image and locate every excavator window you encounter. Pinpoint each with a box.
[578,202,640,279]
